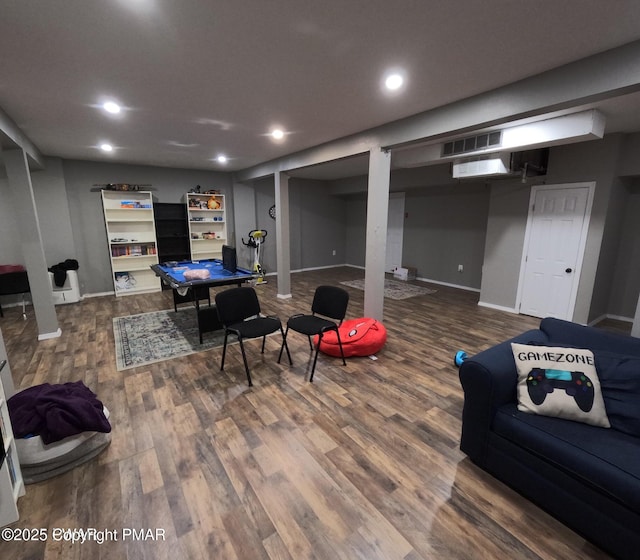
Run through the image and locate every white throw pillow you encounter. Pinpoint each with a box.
[511,343,610,428]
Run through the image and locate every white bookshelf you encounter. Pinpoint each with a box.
[0,329,24,528]
[101,190,161,296]
[186,193,227,260]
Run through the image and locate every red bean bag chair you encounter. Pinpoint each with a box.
[314,317,387,357]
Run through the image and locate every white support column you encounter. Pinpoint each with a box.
[364,148,391,320]
[275,172,292,299]
[3,149,60,339]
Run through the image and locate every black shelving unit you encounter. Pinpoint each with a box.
[153,203,191,289]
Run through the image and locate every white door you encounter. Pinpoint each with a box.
[386,193,405,272]
[518,184,592,320]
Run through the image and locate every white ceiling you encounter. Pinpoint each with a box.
[3,1,640,177]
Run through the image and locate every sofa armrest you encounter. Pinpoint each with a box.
[458,328,548,464]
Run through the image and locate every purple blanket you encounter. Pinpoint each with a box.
[8,381,111,444]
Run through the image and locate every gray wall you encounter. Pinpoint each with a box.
[479,179,532,309]
[247,177,348,275]
[0,174,24,265]
[345,194,367,268]
[338,170,490,289]
[61,159,232,294]
[474,134,640,323]
[0,156,234,307]
[609,180,640,317]
[3,131,640,322]
[402,183,489,288]
[32,158,77,266]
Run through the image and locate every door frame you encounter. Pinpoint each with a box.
[515,181,595,321]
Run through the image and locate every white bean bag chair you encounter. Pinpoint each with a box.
[15,406,111,484]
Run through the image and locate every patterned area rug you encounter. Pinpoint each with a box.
[340,278,437,300]
[113,308,225,370]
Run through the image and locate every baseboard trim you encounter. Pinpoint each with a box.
[277,293,292,300]
[589,313,633,326]
[291,264,348,274]
[416,277,480,293]
[82,291,115,298]
[477,301,518,314]
[38,328,62,341]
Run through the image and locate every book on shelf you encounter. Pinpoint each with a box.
[111,244,157,257]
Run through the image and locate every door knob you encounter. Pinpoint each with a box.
[565,268,573,273]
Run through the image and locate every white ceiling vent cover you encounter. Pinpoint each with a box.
[452,153,511,178]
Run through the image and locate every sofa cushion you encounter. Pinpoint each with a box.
[511,343,610,428]
[493,403,640,512]
[594,351,640,438]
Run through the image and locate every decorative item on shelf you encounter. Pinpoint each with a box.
[204,189,220,194]
[191,233,200,239]
[188,185,202,194]
[202,232,216,239]
[91,183,153,192]
[120,200,152,209]
[189,198,201,207]
[207,196,221,210]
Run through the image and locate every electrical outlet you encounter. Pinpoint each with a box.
[332,249,336,256]
[458,264,464,273]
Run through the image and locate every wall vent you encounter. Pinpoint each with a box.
[442,131,502,157]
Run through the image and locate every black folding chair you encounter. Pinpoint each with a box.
[214,286,291,386]
[278,285,349,381]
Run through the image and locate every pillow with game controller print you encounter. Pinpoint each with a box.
[511,343,610,428]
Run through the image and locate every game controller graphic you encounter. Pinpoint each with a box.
[526,368,595,412]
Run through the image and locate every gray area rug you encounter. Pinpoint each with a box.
[340,278,437,300]
[113,308,224,370]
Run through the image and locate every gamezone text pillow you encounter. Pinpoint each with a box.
[511,343,610,428]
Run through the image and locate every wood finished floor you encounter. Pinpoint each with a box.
[0,267,615,560]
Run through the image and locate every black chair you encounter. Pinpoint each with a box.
[278,285,349,381]
[214,286,291,386]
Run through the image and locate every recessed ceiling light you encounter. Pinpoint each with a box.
[102,101,121,114]
[100,143,114,152]
[216,155,228,164]
[385,73,404,91]
[271,128,285,140]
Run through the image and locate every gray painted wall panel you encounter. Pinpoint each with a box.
[402,184,489,288]
[608,182,640,317]
[479,180,531,310]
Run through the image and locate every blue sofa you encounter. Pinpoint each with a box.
[459,317,640,560]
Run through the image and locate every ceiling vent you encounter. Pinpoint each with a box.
[452,153,511,178]
[442,131,502,157]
